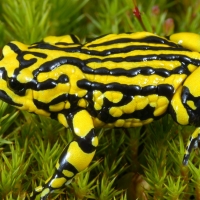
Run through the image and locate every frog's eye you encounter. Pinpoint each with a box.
[8,78,25,95]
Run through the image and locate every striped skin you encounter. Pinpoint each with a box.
[1,32,200,199]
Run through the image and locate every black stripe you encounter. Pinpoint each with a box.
[29,41,189,57]
[182,86,200,126]
[78,79,141,95]
[98,104,160,123]
[17,74,69,92]
[33,95,70,114]
[85,54,199,65]
[35,74,69,90]
[0,90,22,107]
[37,79,57,90]
[8,43,47,60]
[33,94,72,111]
[82,45,190,56]
[70,34,80,44]
[77,79,174,98]
[32,57,71,77]
[60,161,78,175]
[33,99,49,110]
[86,35,179,48]
[77,129,96,153]
[50,94,69,104]
[82,45,190,57]
[29,42,81,52]
[157,84,174,100]
[90,66,183,77]
[142,85,157,95]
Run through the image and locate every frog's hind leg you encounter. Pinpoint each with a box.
[29,144,79,200]
[183,127,200,165]
[30,109,98,200]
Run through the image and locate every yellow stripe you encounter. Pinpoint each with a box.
[171,86,189,125]
[86,60,181,71]
[85,74,186,89]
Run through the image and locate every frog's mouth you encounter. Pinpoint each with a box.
[0,90,22,107]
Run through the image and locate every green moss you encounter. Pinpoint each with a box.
[0,0,200,199]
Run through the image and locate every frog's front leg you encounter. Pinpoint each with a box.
[183,127,200,165]
[30,109,98,200]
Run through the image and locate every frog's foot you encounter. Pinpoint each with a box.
[29,185,44,200]
[30,172,73,200]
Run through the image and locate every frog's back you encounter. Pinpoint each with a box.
[77,32,200,127]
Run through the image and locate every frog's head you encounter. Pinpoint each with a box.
[0,41,50,116]
[0,40,72,116]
